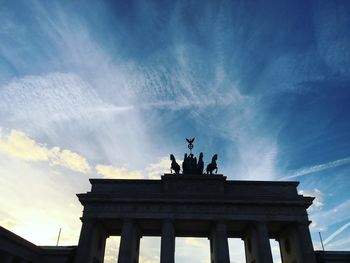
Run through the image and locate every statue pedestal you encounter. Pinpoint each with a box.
[161,174,226,194]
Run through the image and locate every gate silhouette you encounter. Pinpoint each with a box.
[74,174,317,263]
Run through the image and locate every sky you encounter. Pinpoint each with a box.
[0,0,350,262]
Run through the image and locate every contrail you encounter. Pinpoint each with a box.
[324,222,350,245]
[279,157,350,181]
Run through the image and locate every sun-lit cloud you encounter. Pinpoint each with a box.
[146,156,172,179]
[0,129,51,161]
[0,129,91,173]
[96,164,144,179]
[50,148,91,173]
[95,156,175,180]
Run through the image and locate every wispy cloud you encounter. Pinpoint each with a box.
[324,221,350,245]
[324,236,350,250]
[0,0,281,182]
[0,72,116,125]
[312,199,350,230]
[279,157,350,180]
[0,129,90,173]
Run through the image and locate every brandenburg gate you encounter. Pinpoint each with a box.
[74,139,317,263]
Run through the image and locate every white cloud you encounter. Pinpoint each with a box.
[299,188,324,212]
[0,129,91,173]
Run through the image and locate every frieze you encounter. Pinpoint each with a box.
[84,202,308,221]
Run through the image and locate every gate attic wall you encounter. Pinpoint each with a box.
[74,174,317,263]
[78,174,313,231]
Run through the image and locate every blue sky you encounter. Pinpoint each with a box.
[0,0,349,262]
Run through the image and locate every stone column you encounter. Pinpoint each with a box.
[118,220,140,263]
[210,221,230,263]
[74,219,107,263]
[243,221,273,263]
[296,223,317,263]
[278,222,317,263]
[161,220,175,263]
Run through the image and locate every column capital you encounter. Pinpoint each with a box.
[252,220,269,225]
[211,220,228,234]
[122,218,135,223]
[162,219,174,224]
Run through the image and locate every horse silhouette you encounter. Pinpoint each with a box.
[170,154,180,174]
[206,154,218,174]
